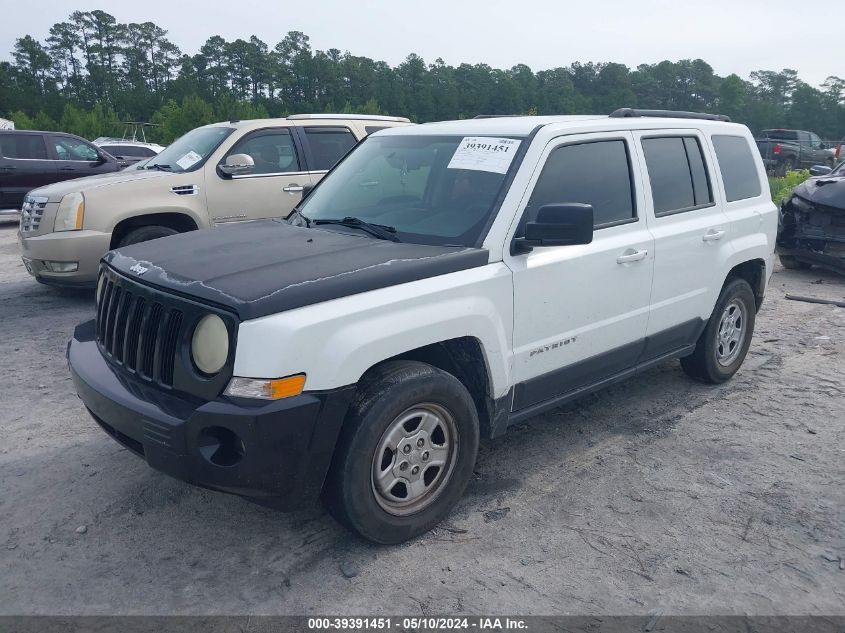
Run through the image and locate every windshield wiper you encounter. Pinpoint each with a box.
[314,216,401,242]
[145,163,172,171]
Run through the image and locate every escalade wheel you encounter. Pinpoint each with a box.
[118,225,179,247]
[681,278,756,384]
[324,361,479,544]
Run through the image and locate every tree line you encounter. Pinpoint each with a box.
[2,9,844,144]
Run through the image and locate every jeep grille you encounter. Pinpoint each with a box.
[96,267,184,387]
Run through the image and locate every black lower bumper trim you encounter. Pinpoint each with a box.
[776,246,845,272]
[69,319,355,509]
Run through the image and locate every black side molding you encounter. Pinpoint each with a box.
[609,108,731,123]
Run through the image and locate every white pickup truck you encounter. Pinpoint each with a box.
[68,109,777,543]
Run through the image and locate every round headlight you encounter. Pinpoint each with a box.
[191,314,229,375]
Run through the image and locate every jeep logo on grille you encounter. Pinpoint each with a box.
[129,263,149,275]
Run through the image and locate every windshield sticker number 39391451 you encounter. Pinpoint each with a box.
[447,137,522,174]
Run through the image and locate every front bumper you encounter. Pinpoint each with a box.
[18,229,111,287]
[776,245,845,272]
[68,319,355,509]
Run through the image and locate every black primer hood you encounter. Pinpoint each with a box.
[792,176,845,211]
[104,220,489,320]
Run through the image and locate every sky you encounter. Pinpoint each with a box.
[0,0,840,88]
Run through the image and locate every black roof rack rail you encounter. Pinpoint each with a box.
[472,114,524,119]
[609,108,731,123]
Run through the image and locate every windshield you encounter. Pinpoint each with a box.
[297,134,523,247]
[146,126,233,172]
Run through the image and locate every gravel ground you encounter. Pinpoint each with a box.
[0,220,843,616]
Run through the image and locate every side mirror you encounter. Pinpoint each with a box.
[514,203,594,253]
[219,153,255,176]
[809,165,832,176]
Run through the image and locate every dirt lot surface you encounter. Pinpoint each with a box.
[0,220,843,616]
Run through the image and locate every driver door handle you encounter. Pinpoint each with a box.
[617,249,648,264]
[702,229,726,242]
[283,184,303,193]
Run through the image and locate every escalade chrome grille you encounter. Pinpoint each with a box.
[96,268,184,388]
[19,196,48,232]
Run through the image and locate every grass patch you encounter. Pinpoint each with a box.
[769,170,811,205]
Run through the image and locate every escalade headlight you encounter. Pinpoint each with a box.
[54,192,85,231]
[191,314,229,375]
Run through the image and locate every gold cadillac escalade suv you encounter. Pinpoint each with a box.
[18,114,411,287]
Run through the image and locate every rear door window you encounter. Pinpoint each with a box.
[524,139,636,229]
[641,136,713,215]
[0,134,49,159]
[712,135,762,202]
[303,127,358,171]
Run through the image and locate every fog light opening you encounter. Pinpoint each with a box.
[197,426,245,467]
[46,261,79,273]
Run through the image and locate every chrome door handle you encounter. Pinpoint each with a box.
[702,229,726,242]
[616,249,648,264]
[283,184,304,193]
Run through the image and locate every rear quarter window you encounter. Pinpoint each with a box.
[711,135,762,202]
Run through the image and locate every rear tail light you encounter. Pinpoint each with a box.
[772,143,782,155]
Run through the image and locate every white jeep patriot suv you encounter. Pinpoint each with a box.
[68,109,777,543]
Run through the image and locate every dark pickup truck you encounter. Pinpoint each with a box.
[756,129,834,175]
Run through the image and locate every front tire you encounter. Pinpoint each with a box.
[118,225,179,247]
[779,254,811,270]
[681,278,756,384]
[324,361,480,544]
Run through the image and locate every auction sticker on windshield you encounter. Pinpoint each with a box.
[176,150,202,170]
[447,137,521,174]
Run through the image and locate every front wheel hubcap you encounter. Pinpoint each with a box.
[371,403,458,516]
[716,300,747,366]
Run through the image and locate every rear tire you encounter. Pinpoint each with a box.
[118,225,179,247]
[681,278,756,384]
[324,361,480,544]
[778,254,811,270]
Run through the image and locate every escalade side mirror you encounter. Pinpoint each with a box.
[809,165,832,176]
[514,203,594,253]
[219,153,255,177]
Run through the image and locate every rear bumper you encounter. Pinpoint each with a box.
[68,319,355,509]
[18,229,111,286]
